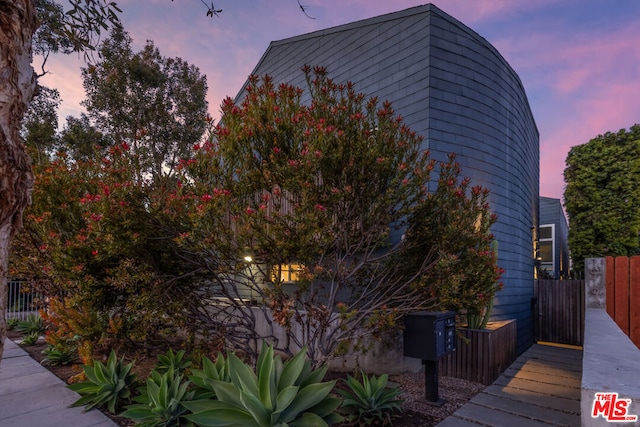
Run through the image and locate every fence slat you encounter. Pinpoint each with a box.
[630,256,640,348]
[5,281,41,321]
[614,257,630,335]
[606,256,615,316]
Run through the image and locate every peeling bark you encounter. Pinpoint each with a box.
[0,0,37,361]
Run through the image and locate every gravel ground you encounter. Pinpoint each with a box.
[390,373,487,424]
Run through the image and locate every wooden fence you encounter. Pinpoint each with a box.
[439,319,517,385]
[605,256,640,348]
[534,279,585,346]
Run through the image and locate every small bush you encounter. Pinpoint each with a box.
[155,348,192,375]
[121,366,195,426]
[15,314,45,335]
[42,344,78,366]
[68,350,137,414]
[6,317,20,330]
[188,352,230,400]
[20,332,40,346]
[183,341,343,426]
[338,372,403,426]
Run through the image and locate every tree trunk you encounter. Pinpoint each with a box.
[0,0,37,362]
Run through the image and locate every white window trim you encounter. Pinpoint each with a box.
[539,223,555,275]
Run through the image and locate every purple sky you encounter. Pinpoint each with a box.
[38,0,640,202]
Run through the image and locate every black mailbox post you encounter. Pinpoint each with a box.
[403,311,456,406]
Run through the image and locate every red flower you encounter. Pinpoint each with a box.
[315,204,326,211]
[246,207,256,215]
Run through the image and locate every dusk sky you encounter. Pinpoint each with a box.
[38,0,640,202]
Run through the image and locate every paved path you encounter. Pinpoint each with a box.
[0,338,118,427]
[437,343,582,427]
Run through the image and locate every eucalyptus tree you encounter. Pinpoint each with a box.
[0,0,121,360]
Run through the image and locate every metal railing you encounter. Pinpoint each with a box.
[5,280,42,320]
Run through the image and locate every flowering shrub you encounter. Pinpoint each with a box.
[12,65,501,365]
[404,155,504,329]
[11,140,194,356]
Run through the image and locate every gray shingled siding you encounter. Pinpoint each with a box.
[236,4,539,354]
[540,197,570,279]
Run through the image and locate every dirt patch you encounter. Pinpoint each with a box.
[9,333,484,427]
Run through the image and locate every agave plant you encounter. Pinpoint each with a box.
[68,350,137,414]
[188,352,231,399]
[183,342,343,427]
[337,372,403,426]
[6,317,20,330]
[20,331,40,346]
[15,313,45,335]
[42,344,78,366]
[120,366,195,427]
[156,348,192,375]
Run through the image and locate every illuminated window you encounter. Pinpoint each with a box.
[539,224,555,275]
[272,264,303,283]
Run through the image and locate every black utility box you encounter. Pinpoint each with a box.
[403,311,456,361]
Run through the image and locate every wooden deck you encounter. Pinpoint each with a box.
[437,343,582,427]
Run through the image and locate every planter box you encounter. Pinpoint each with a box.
[438,319,517,385]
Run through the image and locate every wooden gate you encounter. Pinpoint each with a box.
[534,280,585,346]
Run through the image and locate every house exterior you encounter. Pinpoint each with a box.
[539,197,570,279]
[235,4,539,353]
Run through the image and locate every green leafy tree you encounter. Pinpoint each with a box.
[21,85,61,164]
[81,26,208,180]
[564,125,640,272]
[57,113,112,162]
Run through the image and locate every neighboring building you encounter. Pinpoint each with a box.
[236,4,539,353]
[539,197,570,279]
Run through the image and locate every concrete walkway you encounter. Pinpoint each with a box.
[437,343,582,427]
[0,338,118,427]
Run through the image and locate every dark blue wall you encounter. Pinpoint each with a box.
[540,197,570,278]
[236,4,539,353]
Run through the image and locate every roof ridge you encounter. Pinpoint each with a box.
[269,4,439,47]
